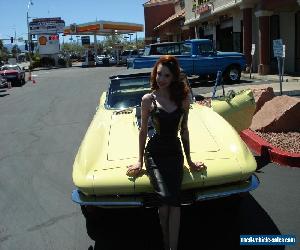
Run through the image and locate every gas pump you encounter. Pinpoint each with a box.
[113,44,123,65]
[82,47,95,67]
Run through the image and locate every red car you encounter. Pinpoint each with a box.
[0,65,26,87]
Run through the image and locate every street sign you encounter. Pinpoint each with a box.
[29,17,65,35]
[250,44,256,79]
[38,34,59,54]
[273,39,283,57]
[251,44,255,55]
[273,39,285,95]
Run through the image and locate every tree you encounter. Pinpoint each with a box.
[61,43,85,56]
[0,40,3,51]
[135,38,145,49]
[102,34,123,49]
[11,45,21,58]
[0,40,9,62]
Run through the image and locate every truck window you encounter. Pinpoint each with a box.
[153,44,180,55]
[198,43,214,54]
[180,43,191,55]
[170,45,180,55]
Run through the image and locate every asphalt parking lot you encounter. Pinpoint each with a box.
[0,66,299,250]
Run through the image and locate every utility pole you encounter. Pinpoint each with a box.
[27,1,33,69]
[135,33,138,49]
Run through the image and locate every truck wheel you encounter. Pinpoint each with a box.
[224,66,241,84]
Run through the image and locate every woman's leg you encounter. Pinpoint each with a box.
[169,206,181,250]
[158,205,170,250]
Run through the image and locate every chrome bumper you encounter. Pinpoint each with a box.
[72,174,259,207]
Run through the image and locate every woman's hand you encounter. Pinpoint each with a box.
[188,160,206,172]
[126,162,142,177]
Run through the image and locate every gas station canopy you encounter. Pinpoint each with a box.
[64,20,144,35]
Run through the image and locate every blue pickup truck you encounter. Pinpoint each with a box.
[127,39,246,83]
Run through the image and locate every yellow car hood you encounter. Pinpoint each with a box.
[73,103,256,196]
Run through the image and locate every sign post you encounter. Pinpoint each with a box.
[273,39,283,95]
[250,44,255,79]
[281,45,286,83]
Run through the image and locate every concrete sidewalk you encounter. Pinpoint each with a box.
[242,72,300,83]
[202,79,300,98]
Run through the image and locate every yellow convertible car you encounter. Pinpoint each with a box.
[72,69,259,208]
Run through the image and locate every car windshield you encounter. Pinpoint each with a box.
[106,76,151,109]
[1,66,19,71]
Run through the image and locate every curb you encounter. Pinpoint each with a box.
[240,129,300,168]
[241,73,300,82]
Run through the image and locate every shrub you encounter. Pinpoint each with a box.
[40,57,55,67]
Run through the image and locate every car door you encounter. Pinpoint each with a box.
[193,43,217,76]
[176,42,194,75]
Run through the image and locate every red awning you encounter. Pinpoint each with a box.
[154,9,185,30]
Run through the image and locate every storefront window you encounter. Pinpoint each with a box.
[270,15,280,59]
[270,15,280,72]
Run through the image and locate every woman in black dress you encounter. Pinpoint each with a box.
[127,56,206,250]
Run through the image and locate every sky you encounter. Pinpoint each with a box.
[0,0,146,45]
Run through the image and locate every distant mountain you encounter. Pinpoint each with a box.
[3,44,26,53]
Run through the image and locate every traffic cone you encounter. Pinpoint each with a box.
[32,74,36,84]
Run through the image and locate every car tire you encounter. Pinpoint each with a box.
[229,192,249,211]
[80,205,109,241]
[17,79,23,87]
[223,65,241,84]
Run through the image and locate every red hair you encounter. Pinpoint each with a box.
[150,55,189,107]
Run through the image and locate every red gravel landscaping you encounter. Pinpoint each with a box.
[255,131,300,154]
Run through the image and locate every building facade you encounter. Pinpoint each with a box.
[184,0,300,74]
[144,0,176,44]
[144,0,195,44]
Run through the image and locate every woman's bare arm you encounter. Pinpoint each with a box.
[180,98,192,164]
[127,94,152,176]
[180,97,206,171]
[138,94,152,165]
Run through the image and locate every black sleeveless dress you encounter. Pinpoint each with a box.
[144,93,185,207]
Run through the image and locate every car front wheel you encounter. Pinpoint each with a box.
[224,65,241,84]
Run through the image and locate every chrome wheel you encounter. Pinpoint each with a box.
[229,68,240,81]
